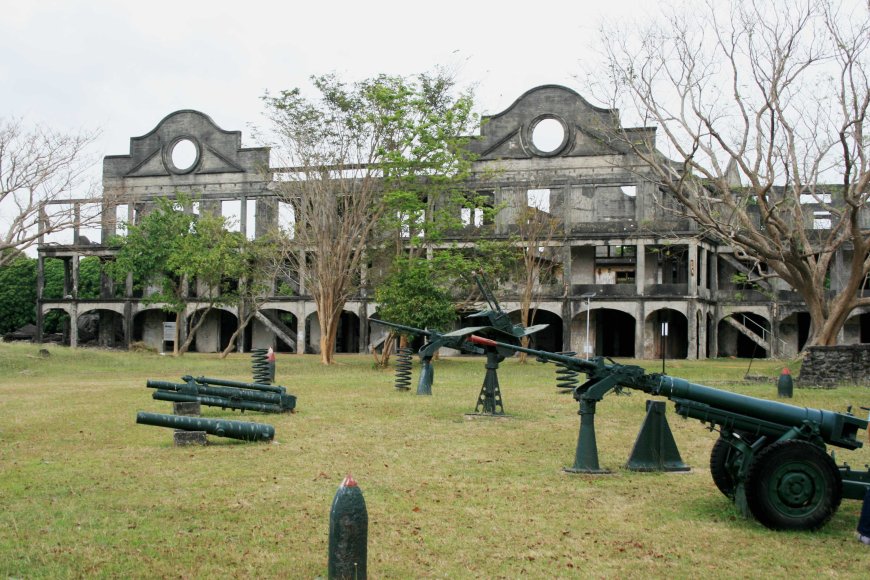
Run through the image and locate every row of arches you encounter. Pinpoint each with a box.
[41,303,870,358]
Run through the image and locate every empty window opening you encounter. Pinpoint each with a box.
[278,202,296,239]
[221,200,241,232]
[461,207,484,227]
[531,118,566,153]
[527,189,550,213]
[171,139,198,171]
[813,211,831,230]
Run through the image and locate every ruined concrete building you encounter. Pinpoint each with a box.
[35,85,867,358]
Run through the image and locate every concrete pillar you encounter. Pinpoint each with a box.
[36,256,44,344]
[636,242,646,296]
[687,302,698,360]
[688,242,698,296]
[124,302,133,348]
[297,304,307,356]
[710,251,719,294]
[71,256,80,298]
[359,302,368,354]
[69,303,78,349]
[635,302,645,358]
[699,247,708,292]
[239,195,248,238]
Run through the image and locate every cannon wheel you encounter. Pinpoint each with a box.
[709,432,759,499]
[744,440,842,531]
[710,437,739,498]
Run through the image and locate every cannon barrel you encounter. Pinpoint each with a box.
[653,376,867,450]
[146,379,295,409]
[135,411,274,442]
[186,376,286,394]
[468,335,868,451]
[469,335,598,372]
[369,319,434,337]
[152,390,288,414]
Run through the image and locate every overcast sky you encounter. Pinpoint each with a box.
[1,0,655,161]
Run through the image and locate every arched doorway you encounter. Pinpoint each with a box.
[508,308,564,352]
[646,308,688,359]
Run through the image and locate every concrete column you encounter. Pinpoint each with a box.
[699,247,708,292]
[240,195,248,238]
[36,256,44,344]
[124,302,133,348]
[688,242,698,296]
[69,303,78,348]
[635,242,646,296]
[635,302,646,358]
[687,302,698,360]
[297,303,307,356]
[710,251,719,294]
[71,256,80,298]
[359,302,368,354]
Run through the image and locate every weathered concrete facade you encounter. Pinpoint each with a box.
[36,86,870,358]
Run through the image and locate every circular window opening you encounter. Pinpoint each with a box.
[171,139,198,172]
[532,118,567,154]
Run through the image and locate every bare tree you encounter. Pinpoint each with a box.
[0,118,100,265]
[514,189,563,361]
[592,0,870,347]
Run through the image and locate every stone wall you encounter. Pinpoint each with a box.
[797,345,870,386]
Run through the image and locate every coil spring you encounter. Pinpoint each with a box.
[555,351,579,391]
[394,347,413,391]
[251,348,271,385]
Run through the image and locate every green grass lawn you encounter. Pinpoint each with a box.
[1,343,868,578]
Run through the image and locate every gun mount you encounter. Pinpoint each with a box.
[468,334,870,531]
[369,319,485,395]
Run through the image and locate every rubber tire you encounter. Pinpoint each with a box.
[709,437,739,499]
[744,440,842,531]
[709,432,759,499]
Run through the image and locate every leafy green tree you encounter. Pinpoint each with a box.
[0,257,37,334]
[0,256,103,335]
[264,70,478,364]
[108,195,246,355]
[375,257,457,330]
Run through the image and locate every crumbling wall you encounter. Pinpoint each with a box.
[797,345,870,386]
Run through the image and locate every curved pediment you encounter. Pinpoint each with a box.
[470,85,649,160]
[104,110,266,178]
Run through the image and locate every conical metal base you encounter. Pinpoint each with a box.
[564,399,611,474]
[625,400,690,472]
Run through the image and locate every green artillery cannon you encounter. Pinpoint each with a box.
[468,334,870,531]
[147,377,296,414]
[368,319,484,395]
[136,411,275,442]
[371,274,547,411]
[185,375,287,395]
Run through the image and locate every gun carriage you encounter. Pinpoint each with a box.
[468,334,869,531]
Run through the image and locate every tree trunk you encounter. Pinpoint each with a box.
[178,306,213,355]
[173,311,181,356]
[319,311,340,364]
[371,332,395,368]
[221,312,254,359]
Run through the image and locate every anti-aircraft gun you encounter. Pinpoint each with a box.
[371,274,547,412]
[468,334,870,531]
[367,320,486,395]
